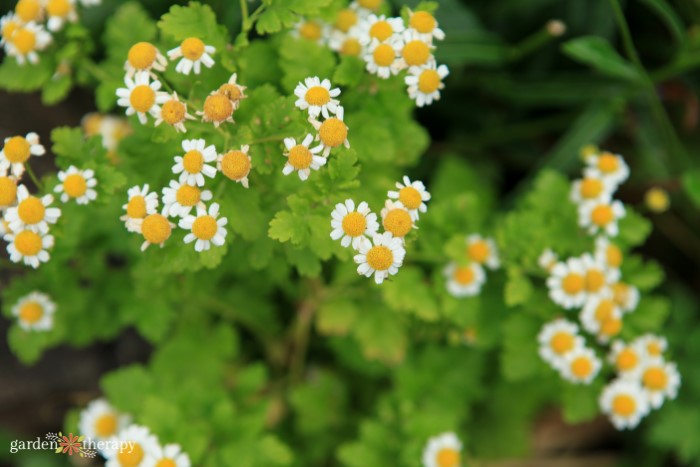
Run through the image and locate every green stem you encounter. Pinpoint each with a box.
[508,26,556,62]
[250,134,288,145]
[24,164,43,191]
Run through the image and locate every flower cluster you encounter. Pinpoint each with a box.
[421,432,462,467]
[11,291,56,331]
[444,234,500,298]
[538,319,601,384]
[295,1,449,107]
[78,398,191,467]
[330,176,430,284]
[1,0,100,65]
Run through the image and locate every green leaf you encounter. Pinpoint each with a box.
[617,208,652,248]
[353,309,407,364]
[158,2,229,50]
[639,0,687,47]
[561,382,601,424]
[624,296,671,335]
[269,211,307,244]
[381,267,440,322]
[682,169,700,207]
[333,56,365,87]
[504,268,533,307]
[278,38,337,92]
[561,36,642,82]
[42,75,72,105]
[622,255,665,292]
[500,313,541,381]
[0,58,53,92]
[103,1,157,59]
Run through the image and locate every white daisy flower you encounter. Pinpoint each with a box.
[0,174,18,211]
[611,281,640,313]
[292,19,328,44]
[14,0,44,24]
[154,92,195,133]
[125,41,167,77]
[172,139,217,187]
[363,38,402,78]
[594,236,623,281]
[167,37,215,75]
[570,175,615,204]
[116,72,169,125]
[310,106,350,157]
[579,295,622,340]
[294,76,341,119]
[547,257,587,309]
[78,398,131,448]
[103,424,159,467]
[381,199,415,241]
[387,176,431,221]
[407,9,445,43]
[633,334,668,359]
[0,217,13,236]
[354,231,406,284]
[580,253,616,299]
[218,145,252,188]
[358,14,405,46]
[465,234,500,270]
[282,134,325,180]
[45,0,77,32]
[12,291,55,331]
[143,443,191,467]
[120,184,158,233]
[538,248,558,272]
[179,202,228,252]
[608,340,644,379]
[0,13,21,46]
[5,21,51,64]
[351,0,383,15]
[140,213,175,252]
[560,346,602,384]
[330,199,379,249]
[0,132,45,178]
[197,91,234,127]
[443,261,486,298]
[218,73,248,109]
[585,151,630,187]
[421,432,462,467]
[333,8,361,34]
[5,185,60,234]
[639,358,681,409]
[399,29,435,69]
[4,228,53,268]
[54,166,97,204]
[600,379,650,430]
[405,62,449,107]
[537,319,584,370]
[161,180,212,218]
[578,197,626,236]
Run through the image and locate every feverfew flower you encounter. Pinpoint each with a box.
[354,231,406,284]
[310,106,350,157]
[611,281,640,313]
[78,399,131,447]
[198,91,234,127]
[0,174,18,210]
[580,253,616,299]
[407,10,445,43]
[560,347,602,384]
[125,41,167,77]
[358,14,405,45]
[144,444,191,467]
[585,152,630,187]
[578,198,626,236]
[172,139,217,187]
[45,0,77,32]
[330,199,379,249]
[580,296,622,341]
[364,38,402,78]
[399,30,434,69]
[405,62,449,107]
[103,424,159,467]
[120,184,159,233]
[381,200,415,241]
[570,175,615,204]
[294,77,341,119]
[608,340,644,378]
[599,379,649,430]
[547,257,587,309]
[14,0,44,24]
[5,229,53,268]
[179,202,228,252]
[154,92,194,133]
[538,248,558,272]
[5,185,61,234]
[5,22,51,64]
[167,37,215,75]
[218,146,252,188]
[635,334,668,359]
[387,176,431,221]
[465,234,500,270]
[161,180,212,218]
[639,358,681,409]
[443,261,485,298]
[333,8,360,35]
[292,19,327,44]
[421,432,462,467]
[537,319,584,369]
[54,166,97,204]
[218,73,248,109]
[282,135,325,181]
[140,213,174,252]
[12,291,55,331]
[116,72,169,125]
[594,236,623,281]
[0,132,45,178]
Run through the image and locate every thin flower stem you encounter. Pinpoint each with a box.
[24,164,44,191]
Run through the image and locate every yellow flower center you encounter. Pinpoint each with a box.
[369,20,393,41]
[580,178,603,199]
[218,83,242,102]
[288,145,313,170]
[220,150,251,181]
[600,317,622,337]
[117,442,144,467]
[606,244,623,268]
[598,153,619,173]
[383,208,412,237]
[299,21,322,41]
[2,20,19,41]
[418,69,441,94]
[19,301,43,324]
[643,367,668,391]
[47,0,70,18]
[14,230,42,256]
[591,205,614,226]
[0,176,17,206]
[436,448,460,467]
[341,212,366,237]
[17,196,45,224]
[340,38,362,56]
[127,42,157,70]
[180,37,205,60]
[11,27,36,54]
[402,40,431,67]
[612,394,636,417]
[63,174,87,198]
[94,413,118,438]
[467,240,490,264]
[175,184,201,207]
[648,341,662,356]
[142,214,171,245]
[594,299,616,322]
[616,348,638,372]
[156,459,177,467]
[203,93,233,122]
[182,150,204,174]
[561,273,584,295]
[358,0,382,11]
[335,9,358,33]
[305,86,331,106]
[585,268,606,293]
[366,245,393,271]
[4,136,31,163]
[319,118,348,148]
[571,356,593,378]
[550,331,574,354]
[15,0,42,22]
[453,266,475,285]
[398,186,422,209]
[126,195,147,218]
[645,187,670,213]
[410,11,437,34]
[129,85,156,113]
[372,43,395,66]
[161,99,186,125]
[192,215,218,240]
